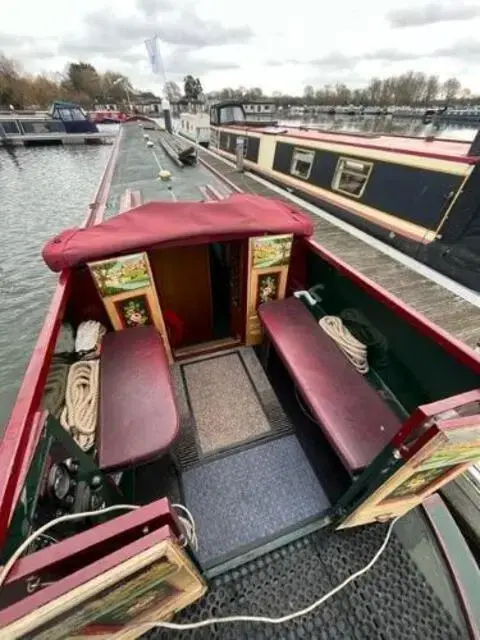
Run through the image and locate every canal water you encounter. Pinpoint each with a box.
[280,114,479,140]
[0,143,112,429]
[0,116,478,430]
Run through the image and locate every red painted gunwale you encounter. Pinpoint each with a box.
[0,129,123,552]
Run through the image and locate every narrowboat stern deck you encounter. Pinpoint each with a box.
[1,121,479,639]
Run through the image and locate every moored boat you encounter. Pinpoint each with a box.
[208,101,480,291]
[177,112,210,147]
[0,121,479,638]
[88,109,128,124]
[0,101,113,146]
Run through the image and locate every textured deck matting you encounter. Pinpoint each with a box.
[183,353,271,454]
[149,512,466,639]
[182,434,330,565]
[172,348,294,467]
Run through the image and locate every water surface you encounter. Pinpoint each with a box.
[0,144,111,428]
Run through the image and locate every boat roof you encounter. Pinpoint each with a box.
[230,124,478,163]
[42,193,313,272]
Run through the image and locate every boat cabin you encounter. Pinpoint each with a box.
[1,192,479,635]
[0,101,98,144]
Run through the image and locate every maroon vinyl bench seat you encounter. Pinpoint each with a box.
[98,326,179,472]
[258,297,401,474]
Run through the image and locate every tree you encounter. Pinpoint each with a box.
[164,81,182,102]
[424,75,439,105]
[303,85,314,99]
[63,62,101,103]
[183,75,203,100]
[0,54,21,105]
[442,77,461,102]
[244,86,263,100]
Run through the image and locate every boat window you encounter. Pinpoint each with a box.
[290,148,315,180]
[332,157,373,198]
[210,108,219,125]
[0,120,20,134]
[59,108,73,121]
[19,120,66,134]
[71,108,86,121]
[219,106,245,123]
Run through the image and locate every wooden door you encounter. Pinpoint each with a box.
[150,245,213,347]
[225,240,246,341]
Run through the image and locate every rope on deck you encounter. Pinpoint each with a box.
[60,360,99,451]
[319,316,369,374]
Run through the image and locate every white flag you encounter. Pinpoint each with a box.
[145,35,161,74]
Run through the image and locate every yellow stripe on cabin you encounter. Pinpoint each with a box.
[215,126,470,176]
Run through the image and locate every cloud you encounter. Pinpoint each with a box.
[434,38,480,60]
[0,33,57,61]
[59,7,253,60]
[387,2,480,28]
[136,0,173,17]
[288,48,418,70]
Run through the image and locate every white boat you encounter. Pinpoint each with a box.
[178,112,210,147]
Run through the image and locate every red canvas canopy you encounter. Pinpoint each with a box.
[42,194,314,272]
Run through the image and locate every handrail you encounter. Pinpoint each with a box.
[0,126,123,551]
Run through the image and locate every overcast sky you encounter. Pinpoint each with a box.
[1,0,480,94]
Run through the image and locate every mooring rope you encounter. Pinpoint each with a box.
[318,315,369,374]
[60,360,99,451]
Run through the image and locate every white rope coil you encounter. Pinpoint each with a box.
[319,316,369,374]
[60,360,99,451]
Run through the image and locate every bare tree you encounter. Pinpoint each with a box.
[442,77,461,102]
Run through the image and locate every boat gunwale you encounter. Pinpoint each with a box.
[422,494,480,640]
[0,127,122,548]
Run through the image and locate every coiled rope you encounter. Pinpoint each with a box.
[60,360,99,451]
[318,315,369,374]
[340,308,389,369]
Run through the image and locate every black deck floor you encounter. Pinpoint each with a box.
[148,510,468,639]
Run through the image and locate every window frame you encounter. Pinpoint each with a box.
[331,156,373,199]
[290,147,315,181]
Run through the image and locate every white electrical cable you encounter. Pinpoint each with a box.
[0,504,400,633]
[0,502,197,588]
[0,505,139,589]
[131,516,401,632]
[172,503,198,551]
